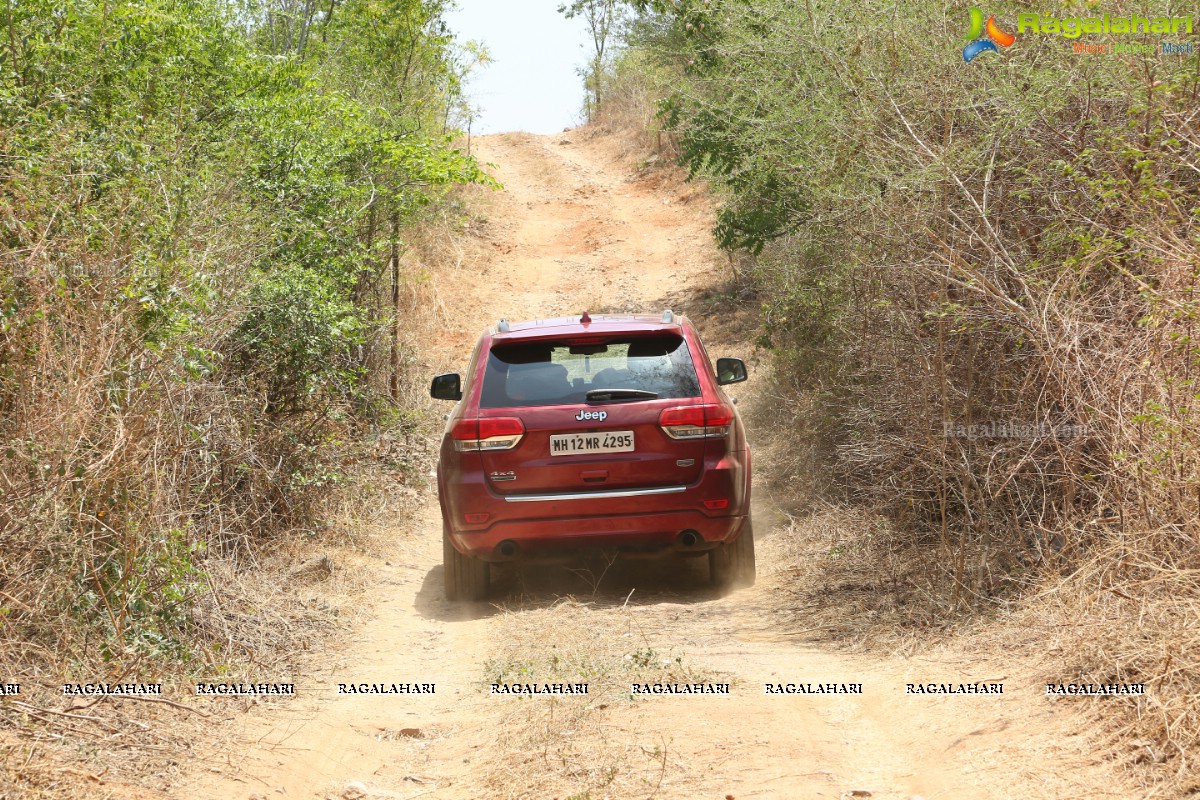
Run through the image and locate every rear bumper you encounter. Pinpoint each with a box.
[451,511,748,561]
[439,450,750,561]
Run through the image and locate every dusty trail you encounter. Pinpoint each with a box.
[180,132,1127,800]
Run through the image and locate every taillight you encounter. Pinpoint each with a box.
[704,405,734,427]
[478,417,524,440]
[452,417,525,451]
[659,404,734,439]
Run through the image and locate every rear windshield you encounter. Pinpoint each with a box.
[480,335,702,408]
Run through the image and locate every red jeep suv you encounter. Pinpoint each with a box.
[430,311,753,600]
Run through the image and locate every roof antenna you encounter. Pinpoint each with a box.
[581,311,592,324]
[497,318,510,333]
[661,309,674,323]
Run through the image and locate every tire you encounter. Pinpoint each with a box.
[710,517,756,589]
[443,526,490,601]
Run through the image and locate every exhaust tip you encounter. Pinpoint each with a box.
[678,530,700,548]
[497,540,519,559]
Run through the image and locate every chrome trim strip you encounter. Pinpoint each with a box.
[502,486,688,503]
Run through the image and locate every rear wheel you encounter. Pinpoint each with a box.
[710,517,756,589]
[443,526,490,601]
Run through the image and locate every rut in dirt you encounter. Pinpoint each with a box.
[177,130,1133,800]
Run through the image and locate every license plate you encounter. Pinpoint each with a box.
[550,431,635,456]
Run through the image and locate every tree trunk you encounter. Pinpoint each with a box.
[390,210,401,402]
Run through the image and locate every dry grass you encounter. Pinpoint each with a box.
[593,44,1200,790]
[758,505,975,652]
[396,181,503,372]
[972,544,1200,797]
[744,469,1200,795]
[0,178,465,797]
[0,518,386,796]
[591,51,682,163]
[735,337,1200,793]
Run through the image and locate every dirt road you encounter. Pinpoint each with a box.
[180,132,1130,800]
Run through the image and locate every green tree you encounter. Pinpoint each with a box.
[559,0,626,121]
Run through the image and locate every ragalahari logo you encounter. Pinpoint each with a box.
[963,7,1016,62]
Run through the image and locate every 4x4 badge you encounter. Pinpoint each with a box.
[575,410,608,421]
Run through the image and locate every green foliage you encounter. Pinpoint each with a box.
[230,266,367,415]
[0,0,491,669]
[73,527,207,660]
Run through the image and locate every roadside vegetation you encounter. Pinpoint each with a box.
[584,0,1200,790]
[0,0,489,699]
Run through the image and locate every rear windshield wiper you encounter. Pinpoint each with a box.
[586,388,659,403]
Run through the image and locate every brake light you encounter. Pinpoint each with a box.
[704,405,734,427]
[478,417,524,439]
[659,406,705,427]
[451,419,478,439]
[452,417,525,451]
[659,404,734,439]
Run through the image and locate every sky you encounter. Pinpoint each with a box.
[445,0,593,135]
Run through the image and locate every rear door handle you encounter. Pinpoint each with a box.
[581,469,608,483]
